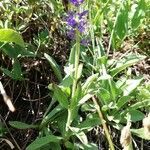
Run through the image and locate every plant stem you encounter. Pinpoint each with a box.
[92,97,115,150]
[71,30,80,98]
[66,30,80,132]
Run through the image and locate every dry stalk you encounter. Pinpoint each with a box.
[0,81,15,112]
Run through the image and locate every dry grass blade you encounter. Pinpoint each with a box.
[0,81,15,112]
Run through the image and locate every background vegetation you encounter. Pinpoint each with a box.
[0,0,149,149]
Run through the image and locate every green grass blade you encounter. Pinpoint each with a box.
[44,53,62,82]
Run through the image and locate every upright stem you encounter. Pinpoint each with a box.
[66,31,80,132]
[71,30,80,98]
[92,97,115,150]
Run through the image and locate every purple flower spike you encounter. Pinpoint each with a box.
[70,0,84,6]
[66,11,77,28]
[67,29,75,39]
[77,21,86,33]
[81,39,90,46]
[78,10,88,19]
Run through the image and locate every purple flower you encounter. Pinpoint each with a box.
[70,0,84,6]
[78,10,88,19]
[67,29,75,39]
[77,20,86,33]
[65,1,89,41]
[81,39,90,46]
[66,11,77,28]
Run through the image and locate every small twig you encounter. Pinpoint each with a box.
[0,81,15,112]
[0,115,21,150]
[92,97,115,150]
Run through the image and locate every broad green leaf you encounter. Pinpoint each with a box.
[70,83,82,122]
[97,88,111,104]
[76,131,88,145]
[115,2,128,40]
[40,105,64,129]
[60,75,73,87]
[0,29,24,47]
[50,143,61,150]
[26,135,62,150]
[131,0,146,29]
[52,84,69,108]
[110,54,145,77]
[44,53,62,82]
[9,121,37,129]
[116,96,132,109]
[56,111,68,136]
[78,114,101,130]
[69,127,88,144]
[130,99,150,110]
[82,73,98,93]
[108,79,119,101]
[78,93,94,105]
[1,43,35,58]
[128,110,145,122]
[122,78,143,96]
[131,128,150,140]
[70,83,82,109]
[120,99,150,119]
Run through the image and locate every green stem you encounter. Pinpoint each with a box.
[71,30,80,98]
[92,97,115,150]
[66,30,80,132]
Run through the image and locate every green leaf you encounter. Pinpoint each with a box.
[77,63,83,80]
[82,74,98,93]
[0,68,13,78]
[44,53,62,82]
[108,79,119,101]
[60,75,73,87]
[69,44,76,64]
[130,99,150,110]
[110,54,146,77]
[115,2,128,40]
[1,59,23,80]
[26,135,62,150]
[56,111,68,136]
[1,43,35,58]
[78,114,101,130]
[97,88,111,104]
[12,59,23,80]
[9,121,37,129]
[116,96,132,109]
[78,93,94,105]
[122,78,143,96]
[131,0,146,29]
[83,143,98,150]
[131,128,150,140]
[40,105,63,129]
[129,110,145,122]
[70,83,82,109]
[52,84,69,108]
[0,29,24,47]
[69,127,88,144]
